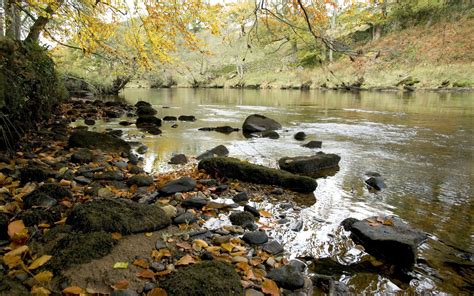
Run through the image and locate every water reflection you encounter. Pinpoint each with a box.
[114,88,473,293]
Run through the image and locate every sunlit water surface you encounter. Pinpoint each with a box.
[91,88,473,294]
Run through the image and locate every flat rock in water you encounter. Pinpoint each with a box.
[68,130,131,153]
[365,176,386,190]
[341,216,428,266]
[196,145,229,160]
[160,261,243,295]
[279,152,341,178]
[66,198,170,234]
[242,230,268,245]
[302,140,322,149]
[178,115,196,122]
[163,116,177,121]
[267,265,305,290]
[242,114,282,133]
[136,115,162,128]
[198,157,317,193]
[294,131,307,141]
[159,177,196,195]
[169,154,188,165]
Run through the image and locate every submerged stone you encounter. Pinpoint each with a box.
[242,114,282,133]
[365,176,386,191]
[198,157,317,193]
[302,141,322,149]
[160,261,243,296]
[267,264,305,290]
[66,198,170,234]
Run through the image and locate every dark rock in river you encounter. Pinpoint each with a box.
[267,264,305,290]
[178,115,196,122]
[173,212,198,224]
[106,129,123,138]
[84,118,95,126]
[181,197,208,209]
[341,215,428,266]
[198,157,317,193]
[302,140,322,149]
[229,211,255,228]
[159,177,196,195]
[144,126,162,135]
[196,145,229,160]
[119,121,132,126]
[127,175,154,187]
[242,114,282,133]
[260,130,280,139]
[198,126,240,134]
[242,230,268,245]
[279,152,341,178]
[263,240,284,255]
[68,130,131,153]
[93,170,124,181]
[136,115,162,128]
[244,205,260,218]
[160,261,243,296]
[137,105,157,116]
[135,101,151,107]
[169,154,188,165]
[294,131,307,141]
[71,148,95,164]
[365,176,386,191]
[163,116,177,121]
[66,198,170,234]
[233,192,249,203]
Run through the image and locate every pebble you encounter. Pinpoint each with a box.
[242,230,268,245]
[150,262,166,272]
[111,289,139,296]
[198,179,217,186]
[232,192,249,203]
[161,205,177,218]
[291,220,304,232]
[267,265,305,290]
[232,256,249,264]
[263,240,284,255]
[181,197,208,208]
[244,205,260,218]
[143,282,157,292]
[155,239,167,250]
[73,176,91,184]
[266,257,276,267]
[98,188,115,198]
[271,188,284,195]
[173,212,197,224]
[245,289,264,296]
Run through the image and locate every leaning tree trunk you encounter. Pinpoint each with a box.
[25,0,63,42]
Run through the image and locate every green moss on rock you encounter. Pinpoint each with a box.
[68,130,131,153]
[198,157,317,193]
[160,261,243,296]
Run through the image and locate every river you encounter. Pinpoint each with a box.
[98,88,473,294]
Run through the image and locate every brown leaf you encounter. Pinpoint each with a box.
[133,258,149,269]
[259,210,272,218]
[176,254,196,266]
[8,220,28,243]
[112,232,122,240]
[28,255,52,270]
[147,288,168,296]
[262,279,280,296]
[137,269,156,279]
[111,279,129,290]
[31,286,51,296]
[383,218,394,226]
[176,241,192,250]
[62,286,83,295]
[152,249,171,261]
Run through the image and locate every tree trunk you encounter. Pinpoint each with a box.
[0,0,4,38]
[373,26,382,41]
[328,10,337,63]
[25,0,63,42]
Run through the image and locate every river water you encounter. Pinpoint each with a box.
[104,88,472,294]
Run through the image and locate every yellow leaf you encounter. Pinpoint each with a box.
[113,262,129,269]
[54,218,67,225]
[193,239,208,248]
[112,232,122,240]
[145,232,153,237]
[5,245,29,257]
[28,255,52,270]
[62,286,83,295]
[221,243,234,253]
[31,286,51,296]
[33,271,53,283]
[3,254,22,269]
[262,279,280,296]
[176,254,196,266]
[259,210,272,218]
[8,220,29,243]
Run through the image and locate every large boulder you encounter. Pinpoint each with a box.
[66,199,170,234]
[160,261,243,296]
[136,115,162,128]
[341,216,428,267]
[198,157,317,193]
[196,145,229,160]
[68,130,131,154]
[137,105,157,116]
[242,114,282,134]
[279,152,341,178]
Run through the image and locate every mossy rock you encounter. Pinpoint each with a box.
[68,130,131,154]
[198,157,317,193]
[66,198,170,234]
[46,230,117,273]
[160,261,243,296]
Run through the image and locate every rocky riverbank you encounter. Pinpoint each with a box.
[0,98,429,295]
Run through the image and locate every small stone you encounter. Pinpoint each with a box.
[84,118,95,126]
[23,193,57,209]
[98,188,115,198]
[267,265,305,290]
[266,257,276,267]
[181,197,208,209]
[302,141,322,149]
[291,220,304,232]
[93,170,124,181]
[151,262,166,272]
[71,148,95,164]
[173,212,197,224]
[294,131,307,141]
[244,205,260,218]
[242,230,268,245]
[271,188,284,195]
[200,251,214,261]
[161,205,177,218]
[178,115,196,122]
[169,154,188,165]
[198,179,217,186]
[113,161,128,169]
[232,192,249,203]
[289,259,307,272]
[212,235,231,245]
[111,289,139,296]
[245,289,264,296]
[159,177,196,195]
[155,239,167,250]
[229,211,255,228]
[127,175,154,187]
[143,282,157,292]
[365,176,386,191]
[263,240,284,255]
[136,145,148,155]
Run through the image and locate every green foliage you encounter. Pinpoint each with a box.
[298,51,321,68]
